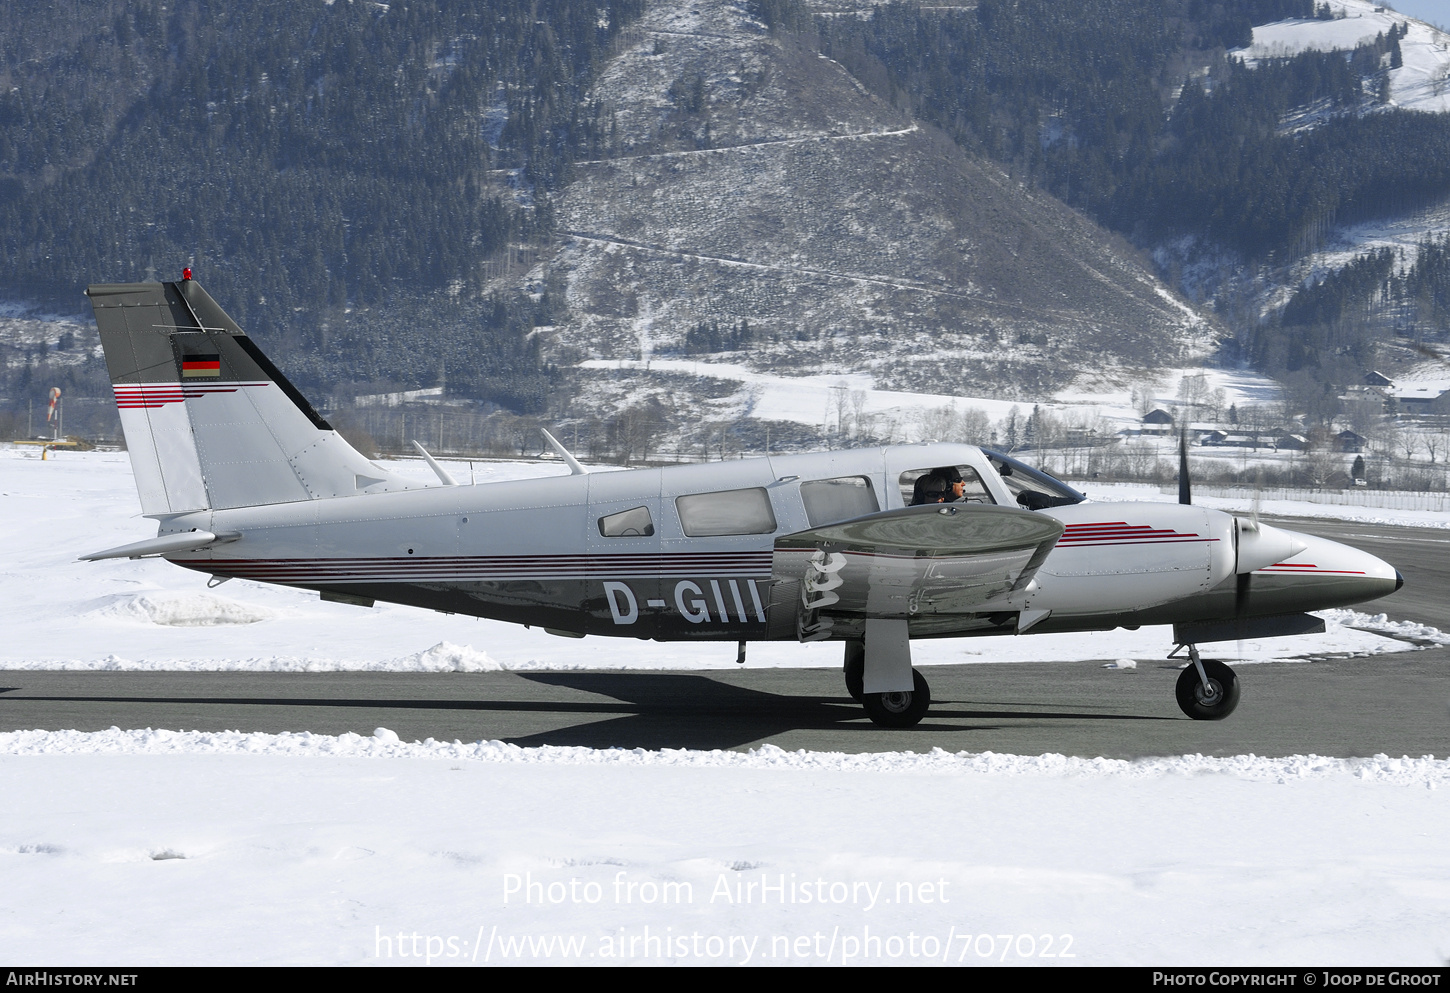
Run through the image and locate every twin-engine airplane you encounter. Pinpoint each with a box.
[81,275,1403,727]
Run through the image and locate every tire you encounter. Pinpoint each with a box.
[862,668,931,728]
[1175,658,1240,720]
[843,642,865,702]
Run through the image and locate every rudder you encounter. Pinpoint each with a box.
[87,277,412,516]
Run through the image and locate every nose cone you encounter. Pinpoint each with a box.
[1249,531,1401,613]
[1235,519,1308,573]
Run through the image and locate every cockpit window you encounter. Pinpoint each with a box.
[982,449,1086,510]
[598,506,655,537]
[899,466,995,506]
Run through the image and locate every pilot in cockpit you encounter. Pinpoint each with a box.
[910,467,966,506]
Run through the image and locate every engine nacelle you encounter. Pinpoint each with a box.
[1027,503,1241,614]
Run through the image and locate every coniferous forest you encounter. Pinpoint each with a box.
[0,0,641,411]
[815,0,1450,395]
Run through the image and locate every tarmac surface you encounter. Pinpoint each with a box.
[2,516,1446,758]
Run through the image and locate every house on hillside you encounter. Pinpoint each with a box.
[1198,429,1265,449]
[1336,430,1366,453]
[1274,432,1308,451]
[1139,409,1175,435]
[1388,380,1450,415]
[1064,426,1103,445]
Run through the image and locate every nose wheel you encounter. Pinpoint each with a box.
[1174,646,1240,720]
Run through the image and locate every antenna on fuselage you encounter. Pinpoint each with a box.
[540,428,588,476]
[411,440,458,486]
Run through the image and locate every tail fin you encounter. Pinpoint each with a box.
[87,278,413,516]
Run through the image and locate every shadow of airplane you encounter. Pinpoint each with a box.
[505,672,1175,749]
[1,670,1178,750]
[508,672,868,749]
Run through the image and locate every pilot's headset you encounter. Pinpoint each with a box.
[917,473,951,504]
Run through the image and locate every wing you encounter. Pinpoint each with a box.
[770,503,1064,639]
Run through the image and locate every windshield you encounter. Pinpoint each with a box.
[982,449,1086,510]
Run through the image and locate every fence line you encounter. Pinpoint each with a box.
[1157,484,1450,512]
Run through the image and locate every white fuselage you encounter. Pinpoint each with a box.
[157,444,1401,643]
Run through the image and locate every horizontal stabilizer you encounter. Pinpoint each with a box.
[81,530,236,561]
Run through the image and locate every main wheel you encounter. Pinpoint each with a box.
[1175,658,1240,720]
[862,668,931,728]
[843,642,865,702]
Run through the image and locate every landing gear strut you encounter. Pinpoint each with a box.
[843,641,864,702]
[1173,644,1240,720]
[844,625,932,727]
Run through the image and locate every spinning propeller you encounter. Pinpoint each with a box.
[1178,428,1303,617]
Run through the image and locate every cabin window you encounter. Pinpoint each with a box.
[676,487,777,537]
[899,466,995,506]
[598,506,655,537]
[800,475,879,527]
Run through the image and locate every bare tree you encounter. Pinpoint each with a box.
[850,390,869,441]
[1176,372,1210,417]
[1130,375,1163,418]
[1399,430,1420,463]
[917,404,958,443]
[957,407,991,445]
[831,383,852,444]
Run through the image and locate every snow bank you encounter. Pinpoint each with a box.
[85,592,276,627]
[2,727,1445,785]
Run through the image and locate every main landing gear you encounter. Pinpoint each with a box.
[1173,644,1240,720]
[843,628,932,728]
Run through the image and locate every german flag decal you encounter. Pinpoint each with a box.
[181,353,221,378]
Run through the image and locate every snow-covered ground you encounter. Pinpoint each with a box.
[580,358,1281,440]
[3,445,1448,966]
[3,734,1449,966]
[1307,197,1450,275]
[1078,479,1450,530]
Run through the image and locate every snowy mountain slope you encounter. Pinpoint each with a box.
[542,0,1216,419]
[1237,0,1450,113]
[1236,1,1450,292]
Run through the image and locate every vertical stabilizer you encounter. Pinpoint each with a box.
[87,279,414,515]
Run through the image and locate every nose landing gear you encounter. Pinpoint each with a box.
[1173,644,1240,720]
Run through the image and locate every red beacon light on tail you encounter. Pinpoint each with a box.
[182,268,192,281]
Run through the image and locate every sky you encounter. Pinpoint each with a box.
[1392,0,1450,29]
